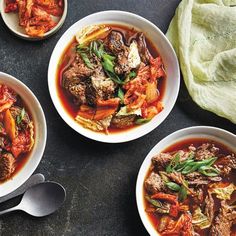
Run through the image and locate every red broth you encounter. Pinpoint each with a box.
[143,138,236,236]
[56,24,166,133]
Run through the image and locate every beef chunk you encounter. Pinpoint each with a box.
[68,81,87,105]
[152,153,173,169]
[91,76,116,101]
[111,115,136,128]
[106,31,130,74]
[63,54,116,106]
[195,143,219,161]
[145,172,166,194]
[136,33,151,64]
[0,153,15,181]
[215,154,236,176]
[63,55,93,85]
[210,201,236,236]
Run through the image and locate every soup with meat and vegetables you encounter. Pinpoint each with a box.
[0,85,34,182]
[143,138,236,236]
[57,24,166,134]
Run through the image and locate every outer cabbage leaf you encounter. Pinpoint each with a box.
[166,0,236,123]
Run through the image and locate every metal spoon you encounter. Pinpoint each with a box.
[0,182,66,217]
[0,174,45,204]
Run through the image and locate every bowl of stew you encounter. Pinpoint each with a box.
[136,126,236,235]
[48,11,180,143]
[0,72,46,197]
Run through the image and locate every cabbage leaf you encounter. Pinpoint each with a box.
[167,0,236,123]
[210,183,236,200]
[192,207,211,229]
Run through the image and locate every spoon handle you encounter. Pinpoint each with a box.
[0,173,45,204]
[0,206,20,216]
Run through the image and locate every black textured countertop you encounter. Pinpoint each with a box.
[0,0,235,235]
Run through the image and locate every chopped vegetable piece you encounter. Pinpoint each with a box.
[135,118,151,125]
[166,153,180,173]
[192,207,211,229]
[210,183,236,200]
[77,52,94,69]
[16,108,25,125]
[178,185,187,202]
[4,109,16,141]
[117,88,124,104]
[198,166,220,177]
[146,82,159,104]
[166,182,181,192]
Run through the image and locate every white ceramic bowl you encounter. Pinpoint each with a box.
[48,11,180,143]
[136,126,236,235]
[0,72,47,197]
[0,0,67,40]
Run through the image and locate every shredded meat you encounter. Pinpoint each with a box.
[215,154,236,176]
[195,143,219,161]
[192,188,204,204]
[165,172,184,185]
[210,201,236,236]
[204,192,215,225]
[0,153,15,181]
[136,33,151,64]
[185,172,221,186]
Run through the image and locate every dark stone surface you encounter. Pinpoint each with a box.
[0,0,235,235]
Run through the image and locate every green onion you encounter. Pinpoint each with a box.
[77,44,89,53]
[198,166,220,177]
[166,182,181,192]
[105,70,124,85]
[129,71,137,79]
[172,156,219,175]
[181,162,199,174]
[166,153,180,173]
[135,118,151,125]
[16,108,25,125]
[145,196,163,208]
[178,185,188,202]
[101,54,116,73]
[175,159,194,172]
[118,87,124,104]
[79,52,94,69]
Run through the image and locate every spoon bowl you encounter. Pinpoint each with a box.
[0,182,66,217]
[20,182,66,217]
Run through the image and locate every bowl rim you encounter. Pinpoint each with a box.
[0,72,47,197]
[0,0,68,41]
[48,10,180,143]
[136,126,236,236]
